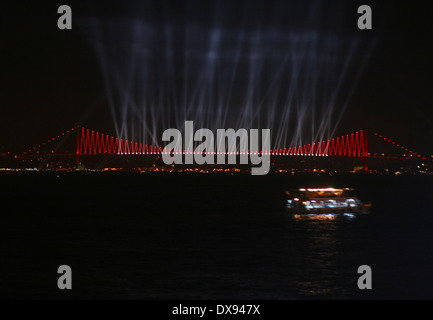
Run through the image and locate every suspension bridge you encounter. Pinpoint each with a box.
[17,125,430,172]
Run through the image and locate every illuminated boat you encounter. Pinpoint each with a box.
[285,188,371,214]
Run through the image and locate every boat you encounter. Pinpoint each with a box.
[285,187,371,214]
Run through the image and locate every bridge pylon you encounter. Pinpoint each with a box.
[76,125,80,166]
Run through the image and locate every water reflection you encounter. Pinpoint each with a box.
[292,213,356,221]
[288,212,356,298]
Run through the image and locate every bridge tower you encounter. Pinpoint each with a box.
[76,125,80,165]
[363,130,368,173]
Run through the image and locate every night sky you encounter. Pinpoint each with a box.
[1,0,432,154]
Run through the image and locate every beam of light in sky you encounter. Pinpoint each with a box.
[78,1,377,150]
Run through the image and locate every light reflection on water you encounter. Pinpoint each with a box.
[287,212,362,298]
[292,213,358,221]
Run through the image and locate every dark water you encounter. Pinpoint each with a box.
[1,172,433,299]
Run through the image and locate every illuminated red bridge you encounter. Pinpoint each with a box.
[74,126,368,157]
[20,125,430,172]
